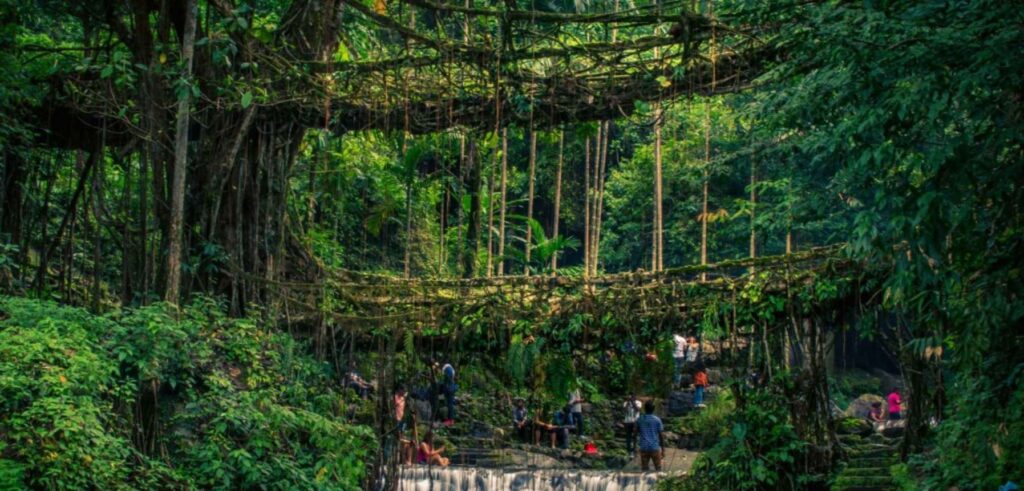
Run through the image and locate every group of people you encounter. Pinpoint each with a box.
[866,387,905,430]
[383,335,712,472]
[672,333,701,388]
[389,361,459,468]
[510,395,665,470]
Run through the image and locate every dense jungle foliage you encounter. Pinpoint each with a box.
[1,0,1022,489]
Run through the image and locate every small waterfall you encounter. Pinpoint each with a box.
[396,466,663,491]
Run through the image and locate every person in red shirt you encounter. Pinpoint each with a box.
[887,388,903,420]
[693,365,709,408]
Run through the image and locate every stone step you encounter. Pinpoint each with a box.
[831,475,894,490]
[845,446,896,459]
[839,466,891,478]
[846,457,895,468]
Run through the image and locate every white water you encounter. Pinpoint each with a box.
[397,466,662,491]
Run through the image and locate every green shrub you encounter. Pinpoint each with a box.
[675,388,736,446]
[686,389,807,490]
[0,296,375,490]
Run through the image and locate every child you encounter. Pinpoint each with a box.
[693,365,708,408]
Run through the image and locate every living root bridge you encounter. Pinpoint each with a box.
[266,244,856,339]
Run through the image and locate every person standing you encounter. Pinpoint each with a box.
[622,393,642,456]
[887,387,903,421]
[636,400,664,471]
[671,334,688,387]
[441,361,457,425]
[693,365,708,408]
[686,336,700,365]
[673,333,687,387]
[568,388,586,438]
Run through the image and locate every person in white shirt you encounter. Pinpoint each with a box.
[673,333,688,386]
[622,393,642,455]
[568,389,586,437]
[686,336,700,364]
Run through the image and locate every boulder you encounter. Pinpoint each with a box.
[668,391,694,416]
[881,421,905,438]
[409,399,433,421]
[844,393,885,419]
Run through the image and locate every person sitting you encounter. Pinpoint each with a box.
[512,399,531,443]
[533,408,558,448]
[867,401,885,431]
[417,431,449,467]
[553,405,575,449]
[346,370,373,399]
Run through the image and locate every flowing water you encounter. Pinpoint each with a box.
[396,466,663,491]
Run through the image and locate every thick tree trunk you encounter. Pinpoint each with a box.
[551,130,563,273]
[497,128,508,276]
[0,150,24,246]
[164,0,198,305]
[524,129,537,275]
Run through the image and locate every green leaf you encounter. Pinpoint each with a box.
[241,92,253,108]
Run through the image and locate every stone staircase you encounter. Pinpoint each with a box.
[831,433,899,491]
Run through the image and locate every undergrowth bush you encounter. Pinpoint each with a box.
[668,389,806,490]
[0,296,375,490]
[674,388,735,447]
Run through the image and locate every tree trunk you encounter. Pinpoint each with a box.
[523,129,537,275]
[403,132,413,278]
[583,135,591,277]
[701,100,711,279]
[485,134,498,276]
[121,153,134,305]
[749,153,757,273]
[653,105,664,272]
[497,127,508,275]
[40,147,98,291]
[592,121,610,276]
[91,154,103,312]
[164,0,198,305]
[551,130,564,273]
[464,138,481,278]
[0,150,24,246]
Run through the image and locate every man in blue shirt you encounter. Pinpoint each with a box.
[636,400,664,471]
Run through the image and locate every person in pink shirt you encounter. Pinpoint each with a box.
[887,388,903,420]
